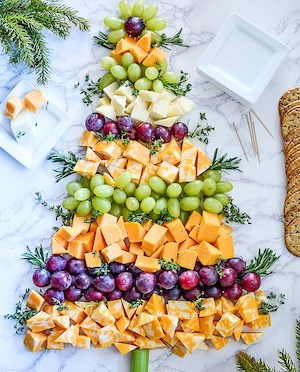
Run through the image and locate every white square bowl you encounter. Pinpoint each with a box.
[196,13,289,106]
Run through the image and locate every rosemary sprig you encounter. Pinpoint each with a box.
[52,298,69,312]
[193,294,205,311]
[21,245,48,268]
[47,150,79,182]
[163,70,192,96]
[258,292,286,314]
[128,212,151,224]
[209,148,241,172]
[84,210,101,223]
[222,202,251,225]
[187,112,215,144]
[152,29,189,50]
[156,209,174,225]
[296,320,300,369]
[93,31,115,50]
[4,289,37,334]
[148,138,163,155]
[74,74,101,106]
[93,262,110,276]
[244,249,280,277]
[129,299,144,309]
[158,259,179,273]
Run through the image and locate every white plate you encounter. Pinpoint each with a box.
[0,81,73,169]
[196,13,289,105]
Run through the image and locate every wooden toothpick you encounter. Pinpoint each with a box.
[250,109,274,139]
[233,122,249,162]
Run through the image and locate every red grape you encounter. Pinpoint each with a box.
[225,257,246,275]
[128,263,143,277]
[106,289,123,301]
[50,271,72,290]
[136,122,155,142]
[32,268,51,287]
[183,286,202,301]
[85,113,105,132]
[66,258,86,275]
[44,288,64,304]
[171,122,188,140]
[179,270,200,290]
[84,286,104,301]
[123,286,142,302]
[144,286,163,300]
[103,121,119,136]
[136,272,156,294]
[64,285,83,302]
[46,256,66,272]
[116,272,133,291]
[219,267,237,287]
[108,262,126,276]
[94,274,115,293]
[155,126,171,143]
[124,16,145,37]
[203,286,222,299]
[117,116,135,132]
[159,270,178,290]
[75,272,93,289]
[163,285,182,300]
[126,128,138,140]
[223,283,242,300]
[241,272,261,292]
[194,262,203,272]
[199,266,218,286]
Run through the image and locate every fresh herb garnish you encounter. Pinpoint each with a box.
[84,210,101,223]
[222,202,251,225]
[52,226,59,232]
[209,148,241,172]
[93,31,116,50]
[21,245,48,268]
[128,212,151,224]
[129,299,144,309]
[244,249,280,277]
[74,74,101,106]
[258,292,286,314]
[52,298,69,312]
[4,289,36,334]
[47,150,79,182]
[16,131,25,139]
[162,70,192,96]
[156,209,174,225]
[193,294,205,311]
[93,262,110,276]
[93,131,116,143]
[152,29,189,50]
[148,138,163,155]
[120,131,130,146]
[159,259,179,273]
[187,113,215,144]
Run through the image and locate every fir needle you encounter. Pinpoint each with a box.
[233,122,249,162]
[250,109,274,139]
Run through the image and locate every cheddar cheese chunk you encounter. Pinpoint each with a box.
[166,301,191,320]
[172,340,189,357]
[93,227,106,251]
[181,138,198,163]
[76,335,91,349]
[233,319,244,341]
[196,148,211,176]
[161,242,178,262]
[80,131,98,148]
[140,163,159,184]
[181,310,200,332]
[165,218,189,243]
[26,290,45,312]
[241,332,264,345]
[178,159,196,182]
[215,312,240,337]
[211,335,230,350]
[43,305,60,318]
[68,240,85,260]
[74,160,100,179]
[24,89,46,113]
[135,255,161,273]
[101,224,123,245]
[236,293,259,323]
[115,250,136,264]
[246,314,271,329]
[85,147,101,162]
[198,298,217,317]
[175,332,205,353]
[142,224,167,253]
[97,213,118,228]
[80,316,101,331]
[197,241,222,266]
[131,44,148,63]
[123,140,150,166]
[160,314,178,338]
[157,161,179,183]
[144,294,166,317]
[84,251,102,268]
[91,302,115,326]
[94,141,122,159]
[126,159,143,184]
[60,301,86,323]
[197,211,220,242]
[136,32,151,52]
[142,47,166,67]
[101,243,123,263]
[116,316,130,334]
[125,222,147,242]
[53,315,70,330]
[199,315,215,339]
[185,210,201,231]
[26,311,55,333]
[216,234,234,259]
[114,342,137,355]
[5,96,24,118]
[177,249,197,270]
[24,330,47,352]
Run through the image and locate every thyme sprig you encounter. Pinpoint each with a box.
[84,210,101,223]
[258,292,286,314]
[159,259,180,273]
[21,245,48,268]
[47,150,79,182]
[148,138,163,155]
[244,249,280,277]
[163,70,192,96]
[209,148,241,172]
[193,294,205,311]
[156,209,174,225]
[93,131,116,143]
[93,262,110,276]
[74,74,101,106]
[129,299,144,309]
[128,212,151,224]
[93,31,115,50]
[52,298,69,312]
[222,202,251,225]
[152,28,189,50]
[187,112,215,144]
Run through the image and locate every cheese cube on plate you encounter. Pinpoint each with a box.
[11,109,36,142]
[115,82,135,103]
[95,104,116,121]
[148,100,169,120]
[103,82,119,99]
[112,95,126,116]
[24,89,46,113]
[5,96,24,119]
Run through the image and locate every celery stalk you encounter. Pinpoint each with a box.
[131,349,149,372]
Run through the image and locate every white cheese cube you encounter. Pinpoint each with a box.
[162,89,177,102]
[176,96,195,114]
[131,104,149,123]
[154,116,179,127]
[95,104,116,121]
[103,82,119,99]
[115,82,135,103]
[149,100,169,120]
[96,96,110,107]
[135,96,149,109]
[112,95,126,116]
[139,90,162,103]
[11,109,36,142]
[168,102,185,117]
[125,98,136,114]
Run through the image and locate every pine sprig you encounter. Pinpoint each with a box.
[209,148,241,172]
[153,28,189,50]
[47,150,79,182]
[277,349,297,372]
[222,202,251,225]
[236,351,275,372]
[187,112,215,144]
[163,70,192,96]
[156,209,174,225]
[93,31,116,50]
[244,248,280,277]
[21,245,48,268]
[159,258,180,273]
[128,212,151,224]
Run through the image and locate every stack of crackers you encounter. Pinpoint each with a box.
[280,87,300,257]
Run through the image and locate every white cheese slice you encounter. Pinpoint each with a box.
[154,116,179,127]
[168,102,185,117]
[115,82,135,103]
[111,95,126,116]
[176,96,195,114]
[149,100,169,120]
[11,109,36,142]
[96,96,110,107]
[103,82,119,99]
[95,104,117,121]
[131,104,149,123]
[125,98,136,114]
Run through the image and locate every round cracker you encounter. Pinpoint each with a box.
[286,149,300,168]
[284,190,300,216]
[284,127,300,150]
[284,205,300,227]
[281,111,300,139]
[281,100,300,118]
[286,157,300,177]
[285,135,300,154]
[281,106,300,123]
[286,143,300,158]
[279,87,300,115]
[287,166,300,182]
[287,174,300,192]
[285,217,300,257]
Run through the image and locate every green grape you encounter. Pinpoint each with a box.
[126,197,139,211]
[140,197,155,213]
[153,197,167,214]
[107,29,126,44]
[111,65,127,80]
[202,178,217,196]
[149,176,167,194]
[179,210,189,225]
[135,77,152,91]
[62,197,80,211]
[152,79,164,93]
[113,189,127,204]
[92,197,111,213]
[215,181,233,193]
[93,184,114,198]
[80,177,90,189]
[140,64,147,76]
[90,174,104,191]
[145,67,159,80]
[116,172,132,189]
[104,16,124,30]
[162,71,178,84]
[167,198,180,218]
[127,63,142,82]
[150,211,159,221]
[146,18,167,31]
[203,169,221,182]
[76,200,92,216]
[66,181,82,196]
[98,72,116,90]
[142,4,158,21]
[157,59,168,75]
[121,207,131,221]
[106,196,114,204]
[119,0,133,18]
[101,56,118,71]
[132,0,144,17]
[180,196,200,211]
[121,52,135,68]
[134,184,151,201]
[183,180,204,196]
[166,183,182,198]
[151,191,160,200]
[214,193,231,206]
[124,181,136,196]
[203,197,223,214]
[74,188,91,201]
[110,202,123,217]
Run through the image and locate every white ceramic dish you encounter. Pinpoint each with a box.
[197,13,289,106]
[0,80,73,169]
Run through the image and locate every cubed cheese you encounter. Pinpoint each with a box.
[95,104,116,121]
[103,82,119,99]
[123,141,150,166]
[126,159,143,183]
[115,82,135,103]
[168,102,184,117]
[11,109,36,142]
[125,98,136,114]
[96,96,110,107]
[148,100,169,120]
[24,89,46,113]
[111,95,126,116]
[5,96,24,118]
[157,161,179,183]
[131,104,149,123]
[94,141,122,159]
[139,90,162,103]
[176,96,195,114]
[154,116,179,127]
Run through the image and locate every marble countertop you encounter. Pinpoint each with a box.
[1,0,300,371]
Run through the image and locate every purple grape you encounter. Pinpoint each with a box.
[225,257,246,275]
[109,262,126,276]
[203,286,222,299]
[155,126,171,143]
[179,270,200,290]
[44,288,64,305]
[164,285,182,300]
[199,266,218,286]
[94,274,115,293]
[124,16,145,37]
[128,263,143,277]
[183,286,202,301]
[85,113,105,132]
[66,258,86,275]
[84,286,104,301]
[194,262,203,272]
[103,121,119,136]
[115,272,133,291]
[154,269,163,278]
[159,270,178,290]
[171,122,188,140]
[50,271,72,290]
[123,286,142,302]
[117,116,135,132]
[126,128,138,140]
[223,283,242,300]
[136,122,155,142]
[219,268,237,287]
[46,256,66,272]
[32,268,51,287]
[241,272,261,292]
[75,272,93,290]
[64,285,83,302]
[136,272,156,294]
[106,289,123,301]
[143,286,163,300]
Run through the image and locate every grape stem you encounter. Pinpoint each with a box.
[131,349,149,372]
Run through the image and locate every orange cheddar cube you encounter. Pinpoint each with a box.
[189,225,200,241]
[114,342,137,355]
[74,160,100,178]
[196,241,222,265]
[221,297,237,314]
[59,226,82,242]
[233,319,244,341]
[115,329,136,343]
[158,140,181,165]
[68,240,85,259]
[60,301,86,324]
[115,38,132,54]
[117,216,128,239]
[215,312,240,337]
[91,302,115,326]
[94,141,122,159]
[134,335,166,349]
[246,314,271,329]
[241,332,264,345]
[97,213,118,227]
[140,163,159,184]
[85,147,101,162]
[103,172,116,187]
[178,237,197,254]
[47,332,64,350]
[166,300,192,320]
[175,332,205,353]
[24,89,46,113]
[162,242,178,262]
[51,238,68,255]
[101,243,122,263]
[75,231,95,252]
[110,49,122,63]
[80,328,99,347]
[157,161,179,183]
[116,316,130,334]
[142,47,166,67]
[129,242,144,256]
[123,141,150,166]
[177,249,197,270]
[122,299,137,319]
[197,211,220,242]
[181,138,198,163]
[162,334,177,347]
[172,340,189,357]
[218,224,233,237]
[107,300,125,320]
[106,165,124,181]
[43,305,60,318]
[93,227,106,251]
[145,294,166,317]
[143,318,164,340]
[164,230,175,242]
[97,324,118,347]
[26,311,55,333]
[199,315,215,339]
[53,315,70,330]
[117,240,128,251]
[181,310,200,332]
[160,314,178,338]
[236,293,259,323]
[101,224,123,245]
[211,335,230,351]
[125,222,147,242]
[80,316,101,331]
[137,312,156,327]
[76,335,90,349]
[128,316,146,337]
[84,251,102,268]
[179,159,196,182]
[198,298,217,317]
[135,255,161,273]
[185,210,201,231]
[115,250,136,264]
[24,330,47,352]
[6,96,23,116]
[52,231,68,248]
[136,32,151,52]
[55,324,79,346]
[196,148,211,176]
[130,44,148,63]
[142,224,168,253]
[126,159,143,184]
[216,234,234,259]
[150,245,164,259]
[165,218,189,243]
[80,131,98,148]
[26,290,45,312]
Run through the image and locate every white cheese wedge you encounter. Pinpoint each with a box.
[162,89,177,102]
[139,90,162,103]
[125,98,136,114]
[95,104,116,121]
[168,102,185,117]
[11,109,36,142]
[96,96,110,107]
[135,96,149,109]
[115,82,135,103]
[154,116,179,127]
[149,100,169,120]
[176,96,195,114]
[131,104,149,123]
[112,95,126,116]
[103,82,119,99]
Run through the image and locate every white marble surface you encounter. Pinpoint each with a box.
[1,0,300,371]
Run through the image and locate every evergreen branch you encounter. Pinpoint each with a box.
[153,28,189,50]
[162,70,192,96]
[47,150,79,182]
[222,202,251,225]
[187,112,215,144]
[236,351,275,372]
[21,245,48,268]
[277,349,297,372]
[244,249,280,277]
[209,148,242,172]
[93,31,116,50]
[296,320,300,371]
